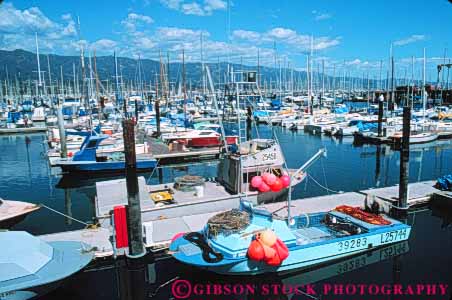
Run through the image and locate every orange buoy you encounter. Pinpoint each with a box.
[247,240,265,261]
[259,229,277,247]
[273,238,289,261]
[265,253,282,266]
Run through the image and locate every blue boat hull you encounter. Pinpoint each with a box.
[170,211,411,275]
[58,160,157,174]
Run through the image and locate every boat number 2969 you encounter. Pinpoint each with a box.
[380,229,408,244]
[337,237,367,252]
[262,152,277,161]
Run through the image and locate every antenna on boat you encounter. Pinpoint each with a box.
[206,66,229,152]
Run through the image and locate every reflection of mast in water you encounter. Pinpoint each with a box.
[375,145,381,187]
[417,150,424,182]
[64,188,72,225]
[384,146,390,186]
[42,134,55,199]
[25,136,32,187]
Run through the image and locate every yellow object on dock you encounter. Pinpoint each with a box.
[150,191,174,203]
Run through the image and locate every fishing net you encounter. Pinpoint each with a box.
[174,175,205,192]
[207,209,250,237]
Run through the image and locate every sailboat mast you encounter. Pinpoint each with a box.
[422,48,426,119]
[35,33,42,97]
[182,49,187,127]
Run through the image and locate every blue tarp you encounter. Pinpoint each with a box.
[356,121,378,132]
[436,175,452,191]
[253,110,271,118]
[271,99,282,108]
[333,106,349,114]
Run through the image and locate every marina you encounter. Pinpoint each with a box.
[0,0,452,299]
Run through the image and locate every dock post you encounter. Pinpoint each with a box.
[155,99,161,138]
[397,106,410,214]
[57,105,67,158]
[377,99,384,137]
[246,106,252,141]
[123,118,145,258]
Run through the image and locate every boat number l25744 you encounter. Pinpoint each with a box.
[337,237,367,252]
[380,229,408,244]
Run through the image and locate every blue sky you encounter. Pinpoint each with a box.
[1,0,451,79]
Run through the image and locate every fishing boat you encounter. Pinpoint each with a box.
[0,231,94,299]
[169,201,411,275]
[94,139,319,229]
[390,131,438,145]
[0,199,40,229]
[161,128,238,148]
[53,134,157,174]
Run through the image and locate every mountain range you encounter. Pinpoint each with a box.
[0,49,307,89]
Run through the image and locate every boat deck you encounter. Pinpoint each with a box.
[0,200,40,224]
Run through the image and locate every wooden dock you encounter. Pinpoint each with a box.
[0,127,47,135]
[40,179,443,259]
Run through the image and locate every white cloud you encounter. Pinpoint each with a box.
[0,3,80,53]
[204,0,227,13]
[156,27,209,40]
[233,27,340,53]
[121,13,154,32]
[266,28,297,40]
[182,2,206,16]
[233,30,261,41]
[160,0,183,10]
[315,13,332,21]
[90,39,118,51]
[393,34,426,46]
[160,0,227,16]
[312,11,332,21]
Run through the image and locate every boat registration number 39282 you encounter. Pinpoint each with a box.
[262,152,277,161]
[337,237,367,252]
[380,229,408,244]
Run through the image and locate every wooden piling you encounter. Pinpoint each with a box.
[123,119,145,257]
[398,106,411,210]
[246,106,252,141]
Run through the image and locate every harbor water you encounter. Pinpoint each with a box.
[1,126,452,299]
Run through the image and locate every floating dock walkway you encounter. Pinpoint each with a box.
[0,127,47,135]
[39,180,446,260]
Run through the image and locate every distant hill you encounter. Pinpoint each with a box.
[0,49,302,89]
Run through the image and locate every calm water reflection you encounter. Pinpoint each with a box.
[0,127,451,299]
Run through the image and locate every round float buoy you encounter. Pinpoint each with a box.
[251,176,263,188]
[259,230,277,247]
[247,240,265,261]
[258,182,270,192]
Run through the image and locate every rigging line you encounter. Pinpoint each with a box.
[307,173,342,194]
[320,155,330,195]
[39,203,90,226]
